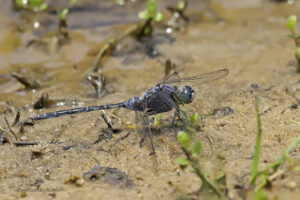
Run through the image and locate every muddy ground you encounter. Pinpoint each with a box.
[1,0,300,199]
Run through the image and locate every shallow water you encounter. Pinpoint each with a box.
[1,0,300,199]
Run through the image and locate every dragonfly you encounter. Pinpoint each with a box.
[28,69,229,154]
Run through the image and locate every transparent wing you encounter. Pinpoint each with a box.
[160,71,181,87]
[164,69,229,86]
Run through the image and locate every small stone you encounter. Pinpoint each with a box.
[251,83,259,90]
[213,107,234,118]
[291,104,298,109]
[83,164,134,188]
[20,191,27,198]
[64,175,84,187]
[286,181,296,190]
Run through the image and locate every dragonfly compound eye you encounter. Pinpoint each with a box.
[181,86,194,104]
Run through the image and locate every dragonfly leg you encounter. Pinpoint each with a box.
[171,108,182,135]
[139,114,155,155]
[139,110,161,153]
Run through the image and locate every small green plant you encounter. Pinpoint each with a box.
[13,0,48,12]
[249,97,300,199]
[138,0,163,37]
[170,0,188,19]
[176,131,221,198]
[69,0,78,6]
[57,0,78,43]
[114,0,126,6]
[58,8,69,21]
[153,113,163,127]
[166,0,189,31]
[57,8,70,44]
[249,97,263,186]
[285,15,300,72]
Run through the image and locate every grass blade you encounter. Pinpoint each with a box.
[250,96,262,185]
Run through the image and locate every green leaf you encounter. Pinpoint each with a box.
[294,166,300,171]
[31,0,42,7]
[153,113,162,127]
[177,131,191,149]
[177,0,185,10]
[253,190,268,200]
[215,172,226,183]
[69,0,78,6]
[59,8,69,20]
[176,157,189,166]
[190,113,199,123]
[138,10,149,20]
[288,34,296,39]
[38,3,48,11]
[250,96,262,185]
[295,47,300,60]
[154,12,163,22]
[15,0,25,7]
[147,0,157,16]
[285,15,297,30]
[193,141,202,154]
[277,134,300,168]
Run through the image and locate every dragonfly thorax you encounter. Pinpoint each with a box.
[180,85,195,104]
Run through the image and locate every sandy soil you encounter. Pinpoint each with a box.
[1,0,300,199]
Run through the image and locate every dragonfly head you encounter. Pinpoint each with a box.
[180,86,195,104]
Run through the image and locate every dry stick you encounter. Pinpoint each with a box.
[13,141,38,146]
[0,126,13,145]
[2,117,38,146]
[11,72,40,89]
[11,110,21,127]
[4,116,19,141]
[101,110,113,128]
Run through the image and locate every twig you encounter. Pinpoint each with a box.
[0,126,13,145]
[12,109,21,127]
[101,110,113,128]
[13,141,38,146]
[4,116,19,141]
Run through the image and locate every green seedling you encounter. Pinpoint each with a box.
[13,0,48,12]
[57,0,78,45]
[89,0,163,71]
[58,8,69,21]
[69,0,78,6]
[178,110,199,134]
[249,96,262,185]
[168,0,188,20]
[57,8,70,44]
[166,0,189,31]
[114,0,126,6]
[190,113,199,123]
[253,190,268,200]
[285,15,300,72]
[176,131,221,198]
[138,0,163,37]
[153,113,163,127]
[249,97,300,198]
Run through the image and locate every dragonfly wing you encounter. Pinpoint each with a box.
[164,69,229,86]
[160,71,181,88]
